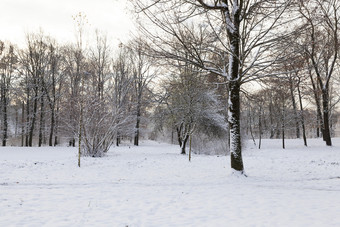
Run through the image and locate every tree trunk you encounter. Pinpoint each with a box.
[28,89,38,147]
[258,106,262,150]
[282,109,285,149]
[15,108,19,139]
[21,102,25,147]
[116,132,120,147]
[322,88,332,146]
[25,97,29,146]
[228,80,244,171]
[54,101,60,146]
[181,134,189,155]
[2,93,8,146]
[134,103,141,146]
[269,100,275,139]
[49,107,55,146]
[176,126,183,148]
[297,80,307,146]
[189,134,192,161]
[38,92,44,147]
[227,23,244,172]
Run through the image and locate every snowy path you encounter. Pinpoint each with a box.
[1,139,340,226]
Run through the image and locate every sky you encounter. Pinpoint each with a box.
[0,0,135,47]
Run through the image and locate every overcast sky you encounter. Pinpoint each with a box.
[0,0,135,47]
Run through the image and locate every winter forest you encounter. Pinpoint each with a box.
[1,0,340,226]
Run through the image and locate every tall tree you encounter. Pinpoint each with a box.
[19,32,49,146]
[131,0,293,173]
[298,0,339,146]
[127,38,156,146]
[0,41,17,146]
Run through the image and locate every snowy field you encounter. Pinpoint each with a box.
[1,138,340,227]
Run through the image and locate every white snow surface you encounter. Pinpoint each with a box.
[1,138,340,227]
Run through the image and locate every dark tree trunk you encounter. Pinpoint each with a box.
[54,104,59,146]
[181,134,189,155]
[2,93,8,146]
[116,132,120,147]
[49,107,55,146]
[258,106,262,150]
[15,108,19,139]
[25,97,29,146]
[229,80,243,171]
[269,100,275,139]
[227,21,244,172]
[38,92,44,147]
[322,88,332,146]
[282,99,285,149]
[176,125,183,148]
[21,102,25,147]
[28,89,38,147]
[134,103,141,146]
[297,79,307,146]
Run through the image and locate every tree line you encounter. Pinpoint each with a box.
[0,30,157,158]
[1,1,340,173]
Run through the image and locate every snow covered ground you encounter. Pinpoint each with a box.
[1,138,340,227]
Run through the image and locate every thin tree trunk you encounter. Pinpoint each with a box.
[282,99,285,149]
[54,99,60,146]
[15,108,19,139]
[49,109,55,146]
[189,134,192,161]
[25,97,29,147]
[28,89,38,147]
[258,106,262,150]
[297,79,307,146]
[116,132,120,147]
[38,92,44,147]
[21,102,25,147]
[269,100,275,139]
[176,126,183,148]
[2,93,8,146]
[322,88,332,146]
[134,102,141,146]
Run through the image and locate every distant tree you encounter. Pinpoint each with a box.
[127,38,157,146]
[297,0,339,146]
[0,41,17,146]
[157,66,226,155]
[19,32,49,147]
[111,45,135,147]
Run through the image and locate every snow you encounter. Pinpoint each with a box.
[1,138,340,226]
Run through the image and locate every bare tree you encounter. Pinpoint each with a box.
[131,0,293,173]
[297,0,339,146]
[156,65,226,155]
[19,32,50,147]
[0,41,17,146]
[127,38,157,146]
